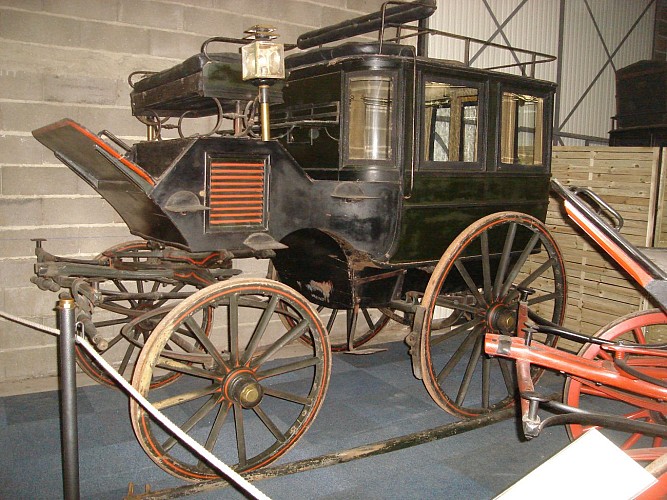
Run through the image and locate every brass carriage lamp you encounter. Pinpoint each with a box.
[241,26,285,141]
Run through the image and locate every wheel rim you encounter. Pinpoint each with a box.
[564,309,667,462]
[419,212,566,417]
[130,278,331,480]
[75,241,210,389]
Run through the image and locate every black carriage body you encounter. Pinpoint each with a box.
[32,28,556,310]
[271,43,556,307]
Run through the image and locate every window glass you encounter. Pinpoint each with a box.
[347,76,393,161]
[501,92,544,166]
[423,82,479,163]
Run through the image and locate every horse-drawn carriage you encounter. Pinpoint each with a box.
[29,0,664,488]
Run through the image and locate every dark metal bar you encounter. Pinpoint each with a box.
[296,0,436,50]
[416,16,428,57]
[126,407,514,499]
[553,0,566,144]
[58,296,80,500]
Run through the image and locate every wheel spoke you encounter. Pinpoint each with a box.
[436,326,481,384]
[633,326,647,344]
[518,259,553,289]
[203,401,231,452]
[163,397,218,452]
[257,357,319,379]
[99,333,125,350]
[497,358,515,395]
[493,222,517,299]
[113,280,137,308]
[346,309,359,348]
[251,320,310,368]
[153,385,219,411]
[254,405,286,442]
[437,297,480,316]
[118,330,140,375]
[326,309,338,332]
[455,334,484,406]
[154,283,185,308]
[362,308,378,330]
[94,318,132,328]
[499,232,540,298]
[167,332,200,354]
[481,231,492,303]
[229,292,239,365]
[233,403,247,467]
[184,315,230,373]
[455,260,486,307]
[621,433,644,450]
[482,356,491,408]
[156,356,218,380]
[528,292,559,306]
[431,317,481,347]
[263,387,311,405]
[241,294,280,365]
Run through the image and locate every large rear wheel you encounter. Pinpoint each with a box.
[419,212,566,417]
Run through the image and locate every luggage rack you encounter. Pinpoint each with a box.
[380,23,557,77]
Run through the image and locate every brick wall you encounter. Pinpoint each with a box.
[0,0,387,383]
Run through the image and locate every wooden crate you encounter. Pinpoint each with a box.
[548,146,667,347]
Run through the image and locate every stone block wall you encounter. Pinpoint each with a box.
[0,0,387,382]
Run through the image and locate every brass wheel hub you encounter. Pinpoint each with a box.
[224,370,263,408]
[487,304,517,334]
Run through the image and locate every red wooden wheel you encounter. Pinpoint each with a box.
[564,309,667,463]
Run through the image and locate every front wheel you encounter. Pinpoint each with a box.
[130,278,331,480]
[419,212,566,417]
[563,309,667,463]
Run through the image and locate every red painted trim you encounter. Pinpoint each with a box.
[66,120,155,186]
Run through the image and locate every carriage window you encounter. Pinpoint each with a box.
[347,75,393,161]
[423,82,478,163]
[501,92,544,166]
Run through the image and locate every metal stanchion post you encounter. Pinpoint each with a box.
[58,297,80,500]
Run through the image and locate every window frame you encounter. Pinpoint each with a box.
[341,69,399,168]
[497,85,552,172]
[418,73,487,171]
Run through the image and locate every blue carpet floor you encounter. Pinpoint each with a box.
[0,341,570,499]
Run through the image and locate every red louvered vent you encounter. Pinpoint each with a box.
[207,158,267,231]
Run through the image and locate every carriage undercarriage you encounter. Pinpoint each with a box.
[31,206,566,480]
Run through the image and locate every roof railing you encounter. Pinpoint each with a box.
[380,23,556,77]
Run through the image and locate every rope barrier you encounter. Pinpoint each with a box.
[0,310,271,500]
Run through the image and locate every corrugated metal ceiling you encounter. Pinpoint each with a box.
[428,0,656,144]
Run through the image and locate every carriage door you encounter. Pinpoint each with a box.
[332,70,401,260]
[392,76,485,263]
